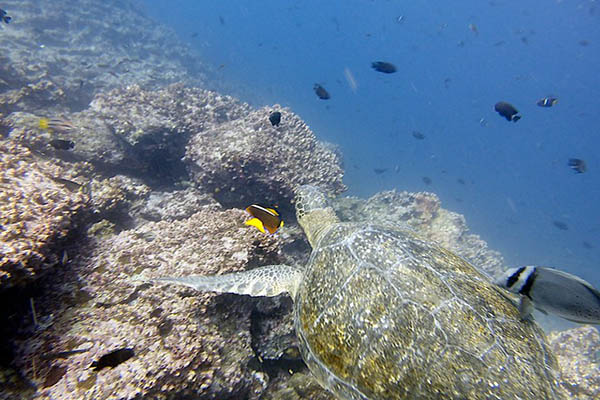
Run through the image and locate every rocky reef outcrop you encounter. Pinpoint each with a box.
[12,207,283,400]
[549,327,600,400]
[185,106,347,209]
[0,141,89,291]
[0,0,208,115]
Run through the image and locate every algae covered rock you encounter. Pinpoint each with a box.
[185,106,346,208]
[14,207,284,400]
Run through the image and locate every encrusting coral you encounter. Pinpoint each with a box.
[14,207,283,400]
[0,140,89,290]
[185,105,346,208]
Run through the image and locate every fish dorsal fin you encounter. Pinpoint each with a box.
[538,267,599,294]
[152,265,303,299]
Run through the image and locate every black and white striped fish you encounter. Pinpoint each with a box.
[495,265,600,324]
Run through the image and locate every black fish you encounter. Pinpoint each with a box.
[552,220,568,231]
[313,84,330,100]
[269,111,281,126]
[371,61,397,74]
[457,178,466,185]
[422,176,432,185]
[494,101,521,122]
[49,139,75,150]
[568,158,586,173]
[90,348,134,371]
[0,8,11,24]
[374,168,388,175]
[536,96,558,107]
[412,131,425,140]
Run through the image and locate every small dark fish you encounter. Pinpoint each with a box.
[50,177,91,196]
[443,77,451,88]
[371,61,397,74]
[190,32,199,38]
[412,131,425,140]
[457,178,466,185]
[244,205,284,234]
[90,348,134,371]
[50,177,82,192]
[552,220,569,231]
[493,40,506,47]
[536,96,558,107]
[578,40,590,47]
[313,84,330,100]
[0,8,11,24]
[422,176,432,185]
[568,158,586,173]
[494,101,521,122]
[49,139,74,150]
[374,168,388,175]
[583,241,594,249]
[219,16,225,25]
[269,111,281,127]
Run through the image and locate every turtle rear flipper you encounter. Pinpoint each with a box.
[153,265,303,298]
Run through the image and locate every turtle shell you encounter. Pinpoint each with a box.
[294,223,565,400]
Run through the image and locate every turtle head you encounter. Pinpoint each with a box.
[294,185,339,247]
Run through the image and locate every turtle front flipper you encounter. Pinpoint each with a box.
[152,265,303,298]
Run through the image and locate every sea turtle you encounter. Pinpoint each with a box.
[152,185,565,400]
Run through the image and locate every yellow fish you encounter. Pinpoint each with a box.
[39,117,76,134]
[244,204,284,234]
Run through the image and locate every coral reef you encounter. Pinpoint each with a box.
[13,207,284,400]
[0,140,89,290]
[89,84,251,147]
[0,0,208,115]
[0,2,592,399]
[137,187,219,222]
[549,327,600,400]
[335,190,505,277]
[5,111,129,172]
[88,84,251,183]
[185,105,346,208]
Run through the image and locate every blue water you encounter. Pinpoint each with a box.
[142,0,600,287]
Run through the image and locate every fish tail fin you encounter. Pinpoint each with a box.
[512,116,521,122]
[245,218,266,234]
